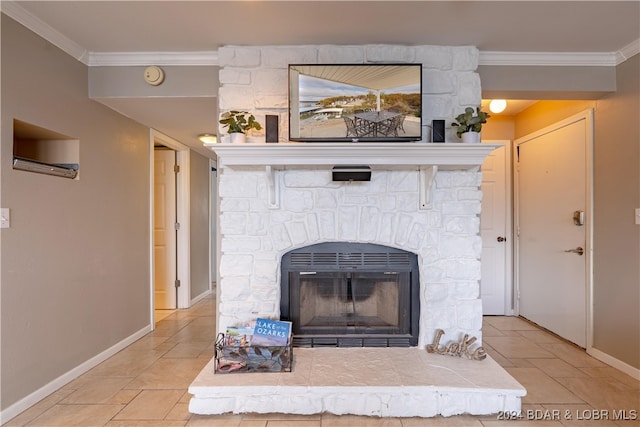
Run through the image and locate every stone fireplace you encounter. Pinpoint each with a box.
[213,143,492,349]
[188,44,526,418]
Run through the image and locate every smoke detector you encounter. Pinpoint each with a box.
[144,66,165,86]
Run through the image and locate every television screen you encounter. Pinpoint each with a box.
[289,64,423,142]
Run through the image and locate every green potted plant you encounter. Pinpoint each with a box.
[219,110,263,144]
[451,107,490,143]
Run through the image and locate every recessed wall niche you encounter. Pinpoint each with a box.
[13,119,79,179]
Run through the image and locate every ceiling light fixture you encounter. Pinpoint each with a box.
[198,133,218,144]
[489,99,507,114]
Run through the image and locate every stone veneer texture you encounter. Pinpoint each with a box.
[217,44,481,143]
[215,44,485,348]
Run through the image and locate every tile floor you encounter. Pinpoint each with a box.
[4,295,638,427]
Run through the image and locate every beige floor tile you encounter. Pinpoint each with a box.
[401,415,484,425]
[539,404,620,426]
[481,323,506,337]
[578,367,640,389]
[105,421,187,427]
[114,389,185,420]
[482,343,516,367]
[509,358,537,368]
[1,388,76,427]
[484,336,556,359]
[481,421,565,426]
[506,367,585,404]
[6,295,639,427]
[527,359,591,378]
[185,414,243,426]
[125,357,209,389]
[104,389,141,405]
[483,316,540,331]
[165,325,217,344]
[26,404,123,426]
[516,330,567,345]
[260,421,321,427]
[87,349,165,377]
[554,377,640,413]
[166,402,192,421]
[544,344,608,369]
[237,422,267,427]
[163,341,212,358]
[125,334,172,351]
[61,377,134,404]
[319,414,402,426]
[241,413,321,421]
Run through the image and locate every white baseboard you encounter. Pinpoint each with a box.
[0,325,152,425]
[588,346,640,380]
[191,288,212,305]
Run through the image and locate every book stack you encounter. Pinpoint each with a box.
[216,318,293,374]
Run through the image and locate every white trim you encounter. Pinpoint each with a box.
[207,142,500,168]
[87,51,219,67]
[3,2,637,68]
[1,1,90,64]
[617,39,640,65]
[151,130,191,309]
[0,325,151,424]
[191,289,212,306]
[480,51,619,67]
[588,347,640,381]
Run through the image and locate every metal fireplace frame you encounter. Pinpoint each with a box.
[280,242,420,347]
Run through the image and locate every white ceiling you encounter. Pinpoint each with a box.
[4,1,639,156]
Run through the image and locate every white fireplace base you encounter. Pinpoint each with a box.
[188,347,525,418]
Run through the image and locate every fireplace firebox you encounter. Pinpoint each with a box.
[280,242,420,347]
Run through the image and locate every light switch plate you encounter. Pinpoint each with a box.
[636,208,640,225]
[1,208,9,228]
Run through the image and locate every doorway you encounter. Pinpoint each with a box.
[154,146,177,310]
[149,130,191,325]
[480,140,513,315]
[515,110,593,348]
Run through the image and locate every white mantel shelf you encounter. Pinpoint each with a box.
[207,142,499,169]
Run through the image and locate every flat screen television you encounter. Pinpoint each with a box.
[289,64,423,142]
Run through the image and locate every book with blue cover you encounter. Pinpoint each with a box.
[250,318,292,347]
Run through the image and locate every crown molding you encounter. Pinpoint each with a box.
[87,51,219,67]
[1,1,90,64]
[3,1,637,68]
[617,39,640,65]
[479,51,621,67]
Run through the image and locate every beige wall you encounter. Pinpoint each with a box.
[190,151,211,300]
[591,55,640,369]
[483,57,640,370]
[1,15,151,409]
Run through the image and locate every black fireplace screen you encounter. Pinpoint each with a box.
[280,243,419,347]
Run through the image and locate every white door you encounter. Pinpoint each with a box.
[516,113,590,347]
[154,148,177,309]
[481,142,510,315]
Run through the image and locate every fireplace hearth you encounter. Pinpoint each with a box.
[281,242,420,347]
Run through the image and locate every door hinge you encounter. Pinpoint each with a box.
[174,164,180,173]
[174,222,180,230]
[175,279,181,288]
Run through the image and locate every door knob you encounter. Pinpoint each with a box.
[564,246,584,256]
[497,236,506,242]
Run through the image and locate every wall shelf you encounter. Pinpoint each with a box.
[209,142,498,211]
[207,142,499,169]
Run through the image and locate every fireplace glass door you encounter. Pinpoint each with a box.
[280,242,420,347]
[290,271,410,336]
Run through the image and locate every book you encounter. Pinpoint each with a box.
[250,318,292,347]
[225,325,253,347]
